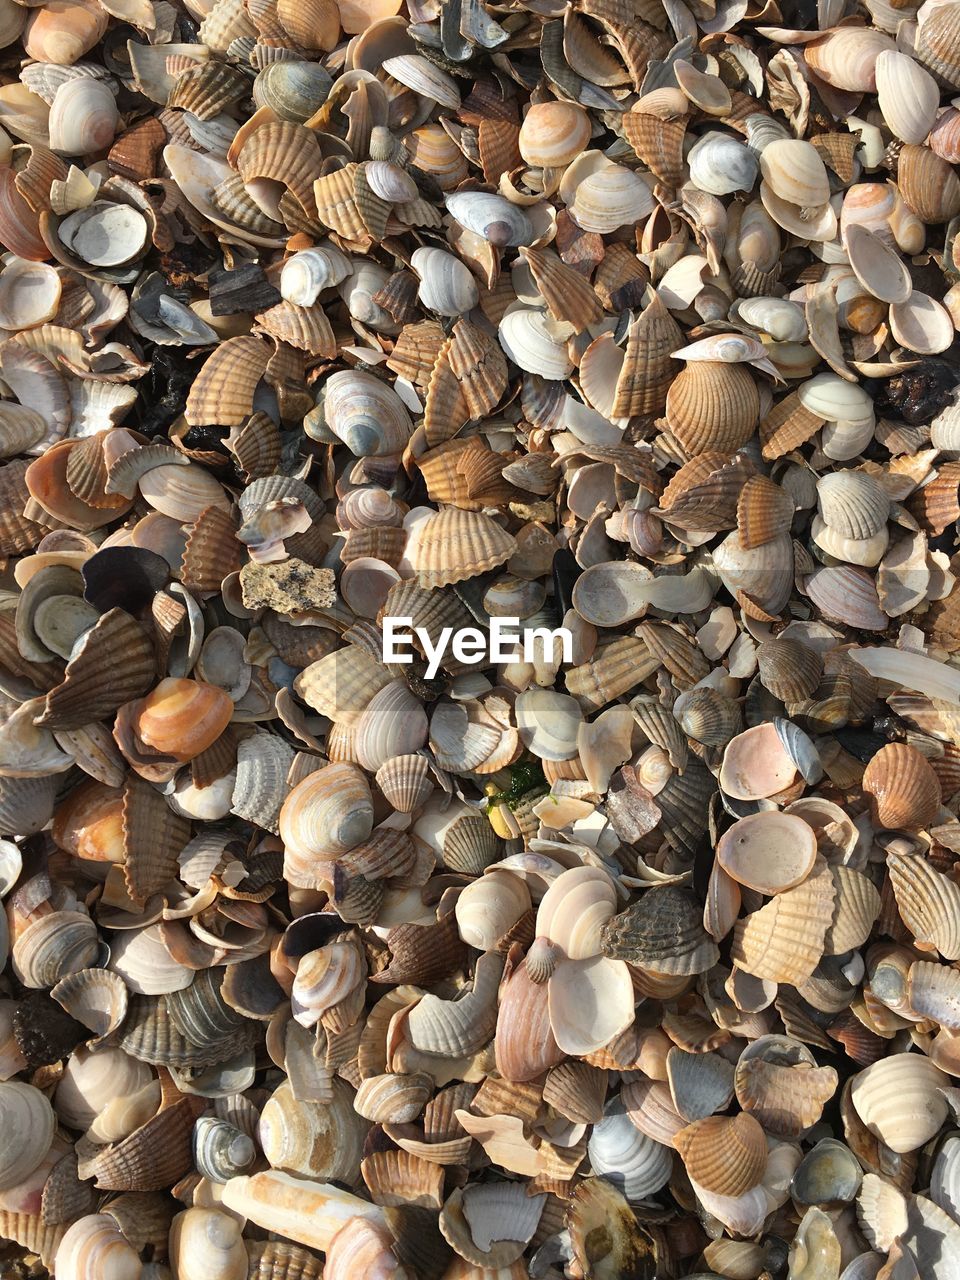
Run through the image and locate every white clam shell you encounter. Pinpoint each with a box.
[411,246,480,316]
[875,50,940,145]
[588,1105,673,1200]
[889,291,955,354]
[689,133,759,196]
[498,307,574,379]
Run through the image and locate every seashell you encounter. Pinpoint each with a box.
[55,1213,143,1280]
[588,1105,673,1201]
[317,370,412,458]
[568,162,654,234]
[383,54,460,109]
[12,909,100,989]
[600,883,719,975]
[844,223,912,304]
[621,110,686,187]
[415,507,515,589]
[543,952,633,1058]
[737,296,807,344]
[222,1171,386,1253]
[907,960,960,1032]
[889,292,955,356]
[535,865,616,960]
[875,51,939,145]
[253,61,332,123]
[446,193,533,248]
[519,100,592,168]
[897,143,960,225]
[731,859,836,986]
[280,245,351,306]
[674,1112,767,1197]
[323,1217,404,1280]
[887,850,960,960]
[0,1082,56,1191]
[850,1053,949,1153]
[169,1209,247,1280]
[717,812,818,894]
[720,723,798,800]
[280,763,374,886]
[804,566,888,631]
[688,133,758,196]
[677,686,742,746]
[353,1072,432,1125]
[790,1137,862,1208]
[133,678,233,763]
[759,139,830,209]
[665,361,760,457]
[455,871,531,951]
[862,742,940,830]
[804,27,895,92]
[817,470,890,540]
[48,77,118,156]
[51,968,128,1047]
[375,754,433,814]
[757,637,823,702]
[408,247,478,319]
[439,1181,544,1269]
[294,645,391,725]
[53,1046,151,1132]
[259,1079,366,1183]
[404,124,468,191]
[23,0,108,65]
[498,307,574,380]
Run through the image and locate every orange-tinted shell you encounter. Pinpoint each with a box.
[862,742,941,831]
[674,1112,768,1196]
[51,780,124,863]
[134,678,234,763]
[665,361,760,456]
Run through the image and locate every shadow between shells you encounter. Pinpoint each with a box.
[0,0,959,1276]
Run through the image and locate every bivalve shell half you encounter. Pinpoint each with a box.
[875,51,940,144]
[519,101,592,168]
[717,812,818,894]
[0,1082,56,1191]
[850,1053,949,1153]
[674,1112,768,1197]
[862,742,941,831]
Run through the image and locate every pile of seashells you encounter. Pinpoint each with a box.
[1,0,960,1276]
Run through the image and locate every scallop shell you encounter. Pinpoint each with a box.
[415,508,516,589]
[51,968,128,1047]
[600,884,719,975]
[665,361,760,457]
[731,859,835,986]
[374,754,433,814]
[887,850,960,960]
[674,1112,767,1197]
[862,742,941,831]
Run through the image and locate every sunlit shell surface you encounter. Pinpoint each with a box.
[0,0,956,1276]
